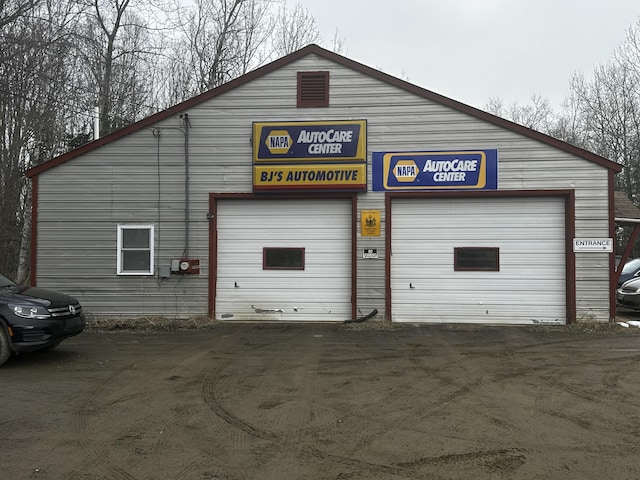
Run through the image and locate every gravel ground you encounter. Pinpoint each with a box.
[3,316,640,479]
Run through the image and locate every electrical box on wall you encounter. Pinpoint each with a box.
[171,258,200,274]
[159,265,171,278]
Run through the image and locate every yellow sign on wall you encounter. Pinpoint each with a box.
[361,210,381,236]
[252,120,367,193]
[254,164,366,192]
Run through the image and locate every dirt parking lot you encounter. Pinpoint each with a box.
[3,317,640,480]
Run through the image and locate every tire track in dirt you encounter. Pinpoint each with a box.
[202,373,277,440]
[200,331,432,479]
[70,364,144,480]
[488,339,640,445]
[306,343,433,474]
[309,341,496,472]
[142,348,234,480]
[196,325,315,478]
[396,332,640,474]
[300,445,440,479]
[532,365,640,441]
[70,348,216,480]
[396,447,528,469]
[262,326,327,478]
[394,338,538,469]
[198,324,312,442]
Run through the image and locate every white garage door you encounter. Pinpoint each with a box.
[391,197,566,324]
[215,198,352,321]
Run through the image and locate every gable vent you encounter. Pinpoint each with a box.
[297,71,329,108]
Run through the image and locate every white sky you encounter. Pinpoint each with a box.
[296,0,640,110]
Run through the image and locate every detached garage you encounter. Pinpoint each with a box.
[25,44,622,325]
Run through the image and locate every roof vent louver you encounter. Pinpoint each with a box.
[297,71,329,107]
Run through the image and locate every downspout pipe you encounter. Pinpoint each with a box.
[182,113,191,257]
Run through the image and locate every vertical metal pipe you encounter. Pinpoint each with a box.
[183,113,190,257]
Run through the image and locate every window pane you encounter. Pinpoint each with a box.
[122,229,150,248]
[122,250,151,271]
[263,248,305,270]
[455,248,499,271]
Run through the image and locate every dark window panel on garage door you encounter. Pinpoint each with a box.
[263,247,305,270]
[454,247,500,271]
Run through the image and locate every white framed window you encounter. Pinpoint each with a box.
[117,225,154,275]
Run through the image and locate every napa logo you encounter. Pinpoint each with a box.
[392,160,419,183]
[265,130,293,155]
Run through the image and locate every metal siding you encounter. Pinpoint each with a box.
[33,53,612,321]
[35,132,209,319]
[356,192,387,315]
[215,199,351,321]
[391,197,566,324]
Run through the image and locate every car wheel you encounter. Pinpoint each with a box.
[0,326,10,367]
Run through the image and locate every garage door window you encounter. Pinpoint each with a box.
[263,247,305,270]
[117,225,154,275]
[454,247,499,271]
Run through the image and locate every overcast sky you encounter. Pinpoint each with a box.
[296,0,640,110]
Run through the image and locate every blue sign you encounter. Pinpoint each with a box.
[372,150,498,191]
[253,121,367,162]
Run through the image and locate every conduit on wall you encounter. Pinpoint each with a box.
[181,113,191,258]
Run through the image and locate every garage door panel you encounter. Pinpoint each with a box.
[391,197,566,324]
[216,199,352,321]
[397,228,566,241]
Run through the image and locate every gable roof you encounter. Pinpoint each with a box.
[26,44,622,178]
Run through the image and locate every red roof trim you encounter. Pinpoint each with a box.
[26,44,622,178]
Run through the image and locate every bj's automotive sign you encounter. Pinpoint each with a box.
[252,120,367,192]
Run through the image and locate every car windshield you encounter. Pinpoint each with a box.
[621,258,640,274]
[0,274,18,288]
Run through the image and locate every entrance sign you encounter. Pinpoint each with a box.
[573,238,613,252]
[372,149,498,191]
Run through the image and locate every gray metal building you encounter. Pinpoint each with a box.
[26,45,622,324]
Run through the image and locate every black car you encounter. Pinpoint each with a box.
[617,258,640,288]
[0,273,86,366]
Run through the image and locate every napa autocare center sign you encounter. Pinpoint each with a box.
[253,120,367,192]
[372,150,498,191]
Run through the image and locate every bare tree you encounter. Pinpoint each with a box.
[163,0,275,98]
[0,0,88,280]
[0,0,39,30]
[0,0,339,282]
[484,94,556,132]
[548,84,591,148]
[568,60,640,197]
[159,0,340,103]
[270,2,320,57]
[74,0,159,136]
[328,28,346,54]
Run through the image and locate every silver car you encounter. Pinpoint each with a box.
[617,277,640,310]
